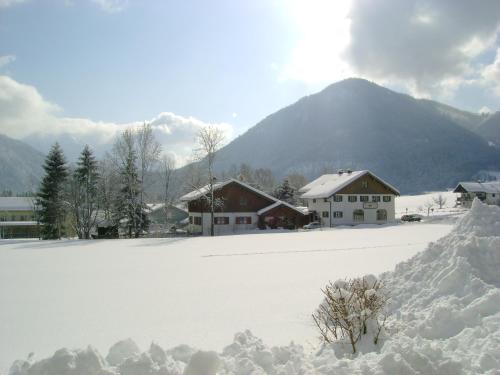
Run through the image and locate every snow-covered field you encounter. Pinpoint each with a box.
[0,194,457,374]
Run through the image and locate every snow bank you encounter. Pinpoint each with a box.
[8,200,500,374]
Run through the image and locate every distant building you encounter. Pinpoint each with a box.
[299,170,400,226]
[147,203,189,232]
[180,178,309,235]
[0,197,39,239]
[453,181,500,208]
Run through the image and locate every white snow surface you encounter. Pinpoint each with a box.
[6,199,500,374]
[0,220,452,374]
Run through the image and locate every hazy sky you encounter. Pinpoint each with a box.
[1,0,500,163]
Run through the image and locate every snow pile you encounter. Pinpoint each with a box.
[8,200,500,374]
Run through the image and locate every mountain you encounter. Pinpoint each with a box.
[0,134,45,193]
[212,78,499,194]
[475,112,500,147]
[417,99,484,132]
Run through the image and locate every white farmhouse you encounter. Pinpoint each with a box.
[453,181,500,208]
[299,170,400,226]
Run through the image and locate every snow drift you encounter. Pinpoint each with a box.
[8,199,500,374]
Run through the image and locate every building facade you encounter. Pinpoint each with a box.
[299,170,399,227]
[0,197,39,239]
[181,179,309,235]
[454,181,500,208]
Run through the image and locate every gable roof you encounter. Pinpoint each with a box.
[299,170,400,199]
[454,181,500,194]
[257,201,309,216]
[180,178,276,203]
[0,197,35,211]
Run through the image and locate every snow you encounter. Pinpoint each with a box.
[455,181,500,194]
[0,197,34,211]
[299,170,399,199]
[7,199,499,374]
[395,190,462,218]
[0,215,452,373]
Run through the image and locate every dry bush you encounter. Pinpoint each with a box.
[312,275,388,354]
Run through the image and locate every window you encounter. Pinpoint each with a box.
[348,196,357,202]
[372,196,380,202]
[333,211,343,218]
[377,209,387,221]
[322,211,329,218]
[236,216,252,224]
[353,209,364,222]
[324,198,328,202]
[194,216,202,225]
[215,217,229,225]
[361,181,368,188]
[312,199,316,203]
[360,196,369,202]
[189,216,193,224]
[333,195,343,202]
[383,196,391,202]
[239,196,247,206]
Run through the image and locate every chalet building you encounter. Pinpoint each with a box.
[0,197,39,239]
[180,179,309,235]
[299,170,400,227]
[453,181,500,208]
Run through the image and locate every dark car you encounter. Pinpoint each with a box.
[401,214,423,222]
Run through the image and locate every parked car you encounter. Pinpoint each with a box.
[401,214,423,222]
[303,221,321,229]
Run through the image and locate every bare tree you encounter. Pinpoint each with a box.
[433,194,447,209]
[136,123,162,228]
[312,275,388,354]
[97,153,120,222]
[424,200,434,216]
[195,125,225,236]
[160,154,175,225]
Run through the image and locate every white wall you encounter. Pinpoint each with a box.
[187,212,259,236]
[305,194,396,226]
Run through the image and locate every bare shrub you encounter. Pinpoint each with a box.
[312,275,388,354]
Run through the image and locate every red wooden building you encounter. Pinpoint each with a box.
[180,179,310,235]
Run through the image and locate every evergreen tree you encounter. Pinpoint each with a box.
[274,178,295,204]
[37,143,68,239]
[113,139,149,238]
[70,145,99,239]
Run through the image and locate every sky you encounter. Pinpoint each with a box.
[1,0,500,164]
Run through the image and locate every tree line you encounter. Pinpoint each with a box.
[35,123,309,239]
[36,123,172,240]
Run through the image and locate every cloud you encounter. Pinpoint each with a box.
[479,106,492,115]
[91,0,128,12]
[279,0,353,84]
[345,0,500,97]
[481,48,500,96]
[0,0,25,8]
[0,55,16,69]
[280,0,500,99]
[0,75,233,165]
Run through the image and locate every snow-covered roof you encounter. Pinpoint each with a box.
[147,203,188,213]
[0,197,35,211]
[180,178,277,203]
[181,178,308,216]
[454,181,500,194]
[257,201,309,216]
[299,170,399,199]
[0,221,38,227]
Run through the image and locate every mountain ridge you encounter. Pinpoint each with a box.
[210,78,499,193]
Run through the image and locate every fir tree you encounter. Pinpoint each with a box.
[113,142,149,238]
[37,143,68,239]
[70,145,99,239]
[274,178,295,204]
